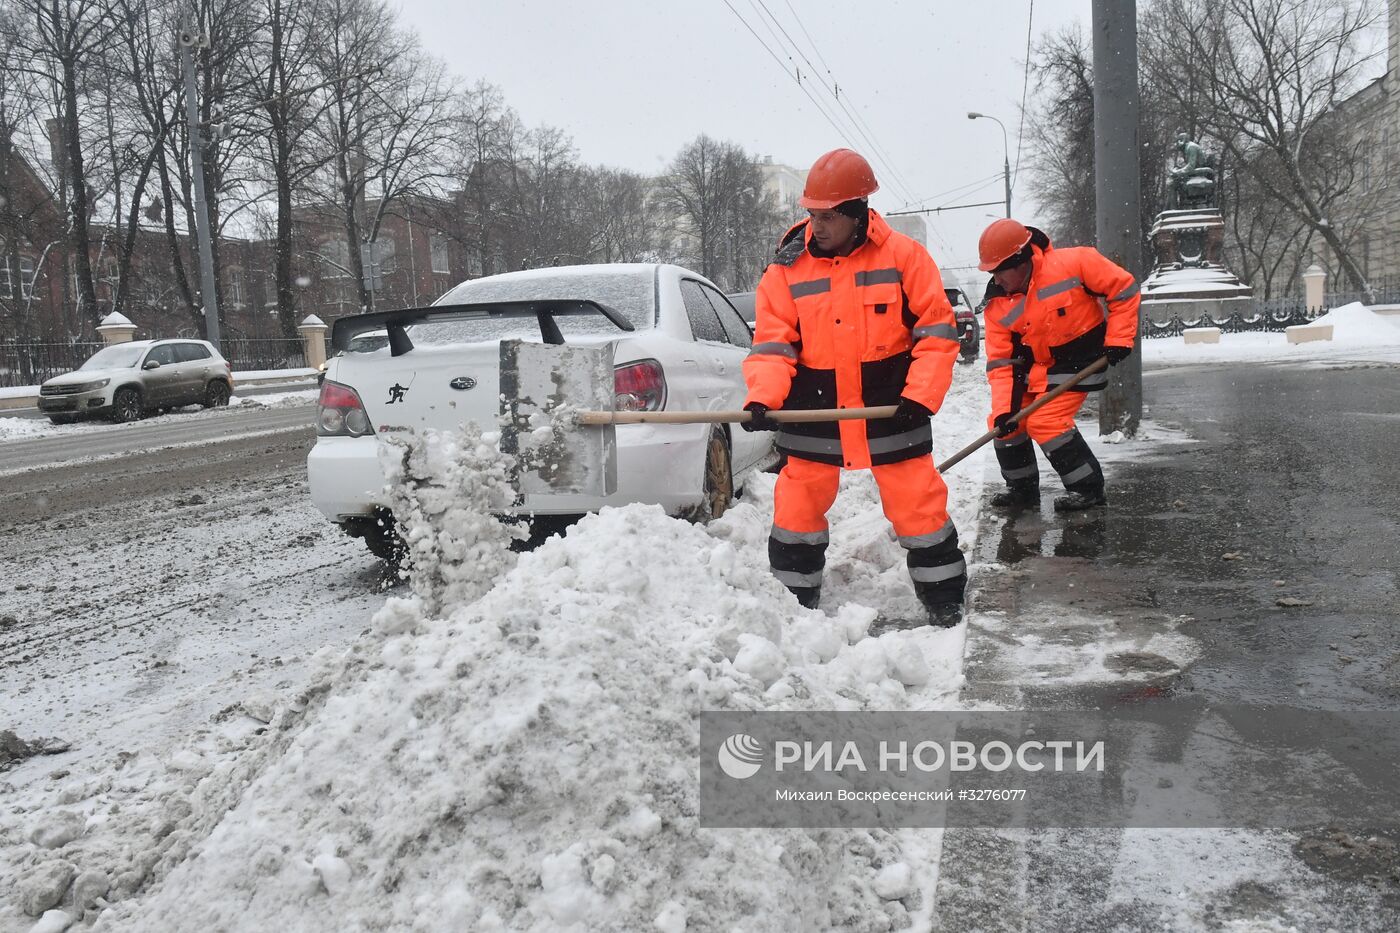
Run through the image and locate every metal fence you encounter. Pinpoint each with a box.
[0,336,308,388]
[221,337,306,372]
[0,339,104,388]
[1143,299,1321,339]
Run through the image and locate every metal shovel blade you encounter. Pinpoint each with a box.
[498,339,616,498]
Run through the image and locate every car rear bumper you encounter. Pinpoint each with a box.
[307,423,710,522]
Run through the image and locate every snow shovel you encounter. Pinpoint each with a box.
[934,356,1109,473]
[499,339,897,497]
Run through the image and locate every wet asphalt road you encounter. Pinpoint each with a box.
[935,362,1400,930]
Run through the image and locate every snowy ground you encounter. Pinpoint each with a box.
[4,308,1397,930]
[0,362,996,931]
[0,389,316,443]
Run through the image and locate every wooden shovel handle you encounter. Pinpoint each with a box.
[935,356,1109,473]
[575,405,898,426]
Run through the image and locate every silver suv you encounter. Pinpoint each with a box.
[38,339,234,424]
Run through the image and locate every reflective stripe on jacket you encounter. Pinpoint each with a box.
[743,210,959,469]
[982,228,1140,418]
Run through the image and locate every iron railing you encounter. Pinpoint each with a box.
[0,339,105,388]
[221,337,306,372]
[1143,299,1319,339]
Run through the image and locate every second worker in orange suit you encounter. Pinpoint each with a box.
[742,148,966,627]
[977,218,1141,512]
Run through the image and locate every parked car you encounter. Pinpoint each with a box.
[730,290,757,324]
[946,287,981,363]
[37,339,234,424]
[307,264,776,560]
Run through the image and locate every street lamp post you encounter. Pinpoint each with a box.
[967,112,1011,218]
[179,26,221,350]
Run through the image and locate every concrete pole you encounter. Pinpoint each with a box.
[1092,0,1143,435]
[1003,152,1012,218]
[180,35,221,351]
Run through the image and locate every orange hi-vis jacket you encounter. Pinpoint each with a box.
[743,210,960,470]
[982,227,1140,419]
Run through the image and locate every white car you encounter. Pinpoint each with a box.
[37,339,234,424]
[307,263,775,559]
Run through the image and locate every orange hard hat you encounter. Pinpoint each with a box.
[799,149,879,209]
[978,218,1033,272]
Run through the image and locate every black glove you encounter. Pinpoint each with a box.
[742,402,780,433]
[892,397,933,426]
[993,412,1017,437]
[1104,345,1132,367]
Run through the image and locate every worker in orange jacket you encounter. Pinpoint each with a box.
[742,149,966,626]
[977,218,1140,511]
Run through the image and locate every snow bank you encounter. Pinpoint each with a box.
[42,407,985,931]
[5,369,991,930]
[1309,301,1400,342]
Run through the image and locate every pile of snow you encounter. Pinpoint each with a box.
[4,377,990,929]
[0,417,51,441]
[1309,301,1400,344]
[228,389,318,409]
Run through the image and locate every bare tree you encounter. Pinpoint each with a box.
[1142,0,1380,298]
[243,0,332,335]
[311,0,454,311]
[582,167,662,264]
[0,5,59,344]
[660,135,779,290]
[17,0,119,326]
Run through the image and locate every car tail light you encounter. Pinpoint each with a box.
[318,380,373,436]
[614,359,666,412]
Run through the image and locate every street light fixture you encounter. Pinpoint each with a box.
[967,112,1012,218]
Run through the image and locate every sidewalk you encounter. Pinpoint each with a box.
[934,362,1400,930]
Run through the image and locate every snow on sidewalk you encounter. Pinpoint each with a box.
[1144,302,1400,368]
[3,371,994,930]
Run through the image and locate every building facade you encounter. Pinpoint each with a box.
[1321,0,1400,296]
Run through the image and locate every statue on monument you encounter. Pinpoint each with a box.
[1166,131,1217,210]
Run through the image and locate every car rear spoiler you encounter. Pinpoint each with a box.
[329,299,636,357]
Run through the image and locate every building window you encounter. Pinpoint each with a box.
[430,233,450,273]
[227,267,245,306]
[2,257,37,298]
[373,237,397,275]
[318,239,352,278]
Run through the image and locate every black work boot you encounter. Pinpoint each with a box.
[1053,485,1106,512]
[920,598,965,628]
[990,482,1039,509]
[788,585,821,609]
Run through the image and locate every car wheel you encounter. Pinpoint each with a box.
[204,380,231,408]
[959,316,981,363]
[681,428,734,523]
[341,512,406,566]
[48,414,78,425]
[111,387,143,423]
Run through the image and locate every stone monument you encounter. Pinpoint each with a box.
[1140,132,1253,323]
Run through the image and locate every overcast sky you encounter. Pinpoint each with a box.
[395,0,1101,289]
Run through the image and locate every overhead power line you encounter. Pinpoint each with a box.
[719,0,874,177]
[725,0,921,206]
[1013,0,1034,192]
[759,0,921,204]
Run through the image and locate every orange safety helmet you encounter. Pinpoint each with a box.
[977,218,1034,272]
[799,148,879,209]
